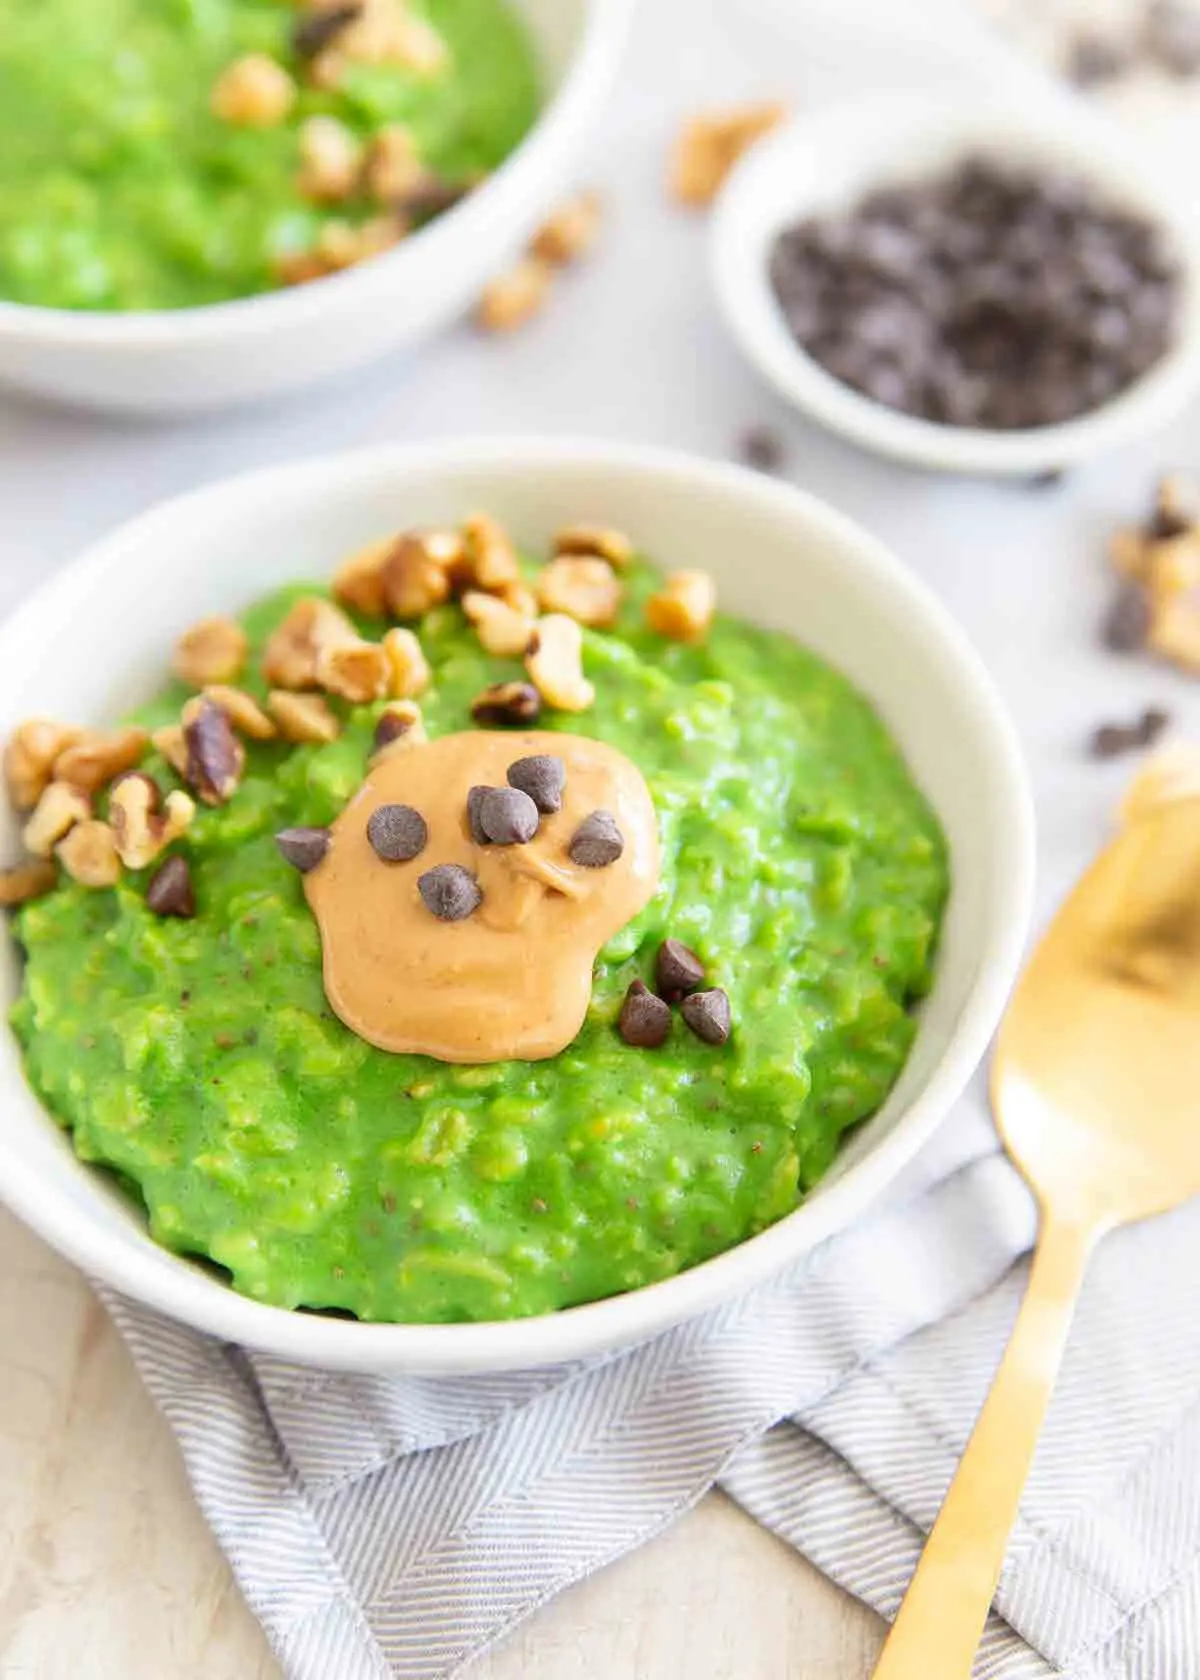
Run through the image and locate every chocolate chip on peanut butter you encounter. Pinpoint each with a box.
[478,786,539,846]
[146,855,195,919]
[506,753,565,814]
[418,862,482,921]
[276,826,332,873]
[618,979,672,1048]
[367,803,428,862]
[655,937,705,1001]
[569,809,624,867]
[471,681,542,727]
[680,987,731,1045]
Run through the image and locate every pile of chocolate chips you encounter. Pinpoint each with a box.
[769,157,1181,430]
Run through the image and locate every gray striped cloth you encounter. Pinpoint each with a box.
[98,1081,1200,1680]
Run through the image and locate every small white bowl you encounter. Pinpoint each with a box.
[711,96,1200,477]
[0,0,632,415]
[0,438,1034,1372]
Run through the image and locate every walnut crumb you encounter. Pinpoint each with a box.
[56,820,121,889]
[173,616,248,687]
[267,690,342,744]
[669,102,788,207]
[645,569,716,642]
[210,54,296,127]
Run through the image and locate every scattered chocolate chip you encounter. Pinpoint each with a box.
[680,987,731,1045]
[276,826,332,873]
[466,785,493,845]
[1103,580,1152,652]
[1065,31,1129,87]
[655,937,706,1001]
[367,803,428,863]
[739,425,785,474]
[184,699,243,803]
[506,754,565,814]
[1090,722,1137,759]
[471,681,542,727]
[1025,469,1067,490]
[618,979,672,1048]
[417,862,482,921]
[1138,705,1172,745]
[292,1,360,58]
[479,786,539,846]
[1146,0,1200,75]
[569,809,624,867]
[1148,504,1193,541]
[146,855,195,919]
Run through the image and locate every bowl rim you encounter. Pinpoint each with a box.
[0,0,632,346]
[0,437,1035,1371]
[710,93,1200,477]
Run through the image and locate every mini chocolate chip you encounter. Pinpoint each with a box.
[739,425,785,474]
[418,863,482,921]
[367,803,428,863]
[1090,722,1138,759]
[471,681,542,727]
[569,810,624,867]
[466,785,493,845]
[479,786,539,846]
[276,826,332,873]
[292,1,360,58]
[1138,705,1172,745]
[507,754,565,814]
[655,938,706,1001]
[146,855,195,919]
[1065,31,1129,87]
[618,980,672,1048]
[184,699,243,803]
[1103,581,1152,652]
[680,988,731,1045]
[1024,468,1067,490]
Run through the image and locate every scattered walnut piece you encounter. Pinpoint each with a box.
[381,627,431,698]
[268,690,342,744]
[1148,590,1200,672]
[369,699,427,766]
[202,686,277,740]
[0,858,57,907]
[297,115,363,203]
[316,637,391,704]
[530,190,603,267]
[319,214,407,271]
[536,556,622,629]
[669,101,788,207]
[470,681,541,727]
[3,720,84,811]
[1121,742,1200,826]
[525,614,594,712]
[462,590,537,657]
[332,539,391,618]
[22,782,92,858]
[310,0,447,88]
[362,122,422,201]
[1106,477,1200,668]
[152,725,190,779]
[381,533,454,620]
[477,256,554,333]
[55,728,149,796]
[554,524,634,569]
[262,596,359,689]
[497,579,539,619]
[462,514,521,592]
[110,775,195,870]
[645,569,717,643]
[56,820,120,889]
[173,616,248,687]
[183,699,245,806]
[211,53,296,126]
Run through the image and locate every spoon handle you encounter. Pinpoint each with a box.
[871,1214,1098,1680]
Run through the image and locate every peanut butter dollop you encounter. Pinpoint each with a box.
[305,730,659,1062]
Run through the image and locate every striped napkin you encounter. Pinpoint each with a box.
[100,1079,1200,1680]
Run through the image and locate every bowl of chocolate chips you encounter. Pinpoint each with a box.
[711,95,1200,476]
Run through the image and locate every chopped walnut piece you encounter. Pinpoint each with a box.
[202,686,277,740]
[183,700,245,806]
[477,256,554,333]
[315,637,391,703]
[55,728,149,796]
[0,858,57,907]
[22,782,92,858]
[462,590,537,657]
[56,820,120,889]
[462,513,521,591]
[498,580,539,618]
[369,700,427,766]
[530,190,603,267]
[381,628,431,697]
[645,569,717,643]
[3,720,84,811]
[332,538,391,617]
[554,524,634,569]
[211,53,296,126]
[297,115,363,202]
[471,680,542,727]
[173,616,248,687]
[525,614,594,712]
[381,533,454,619]
[362,123,422,200]
[1148,589,1200,672]
[268,690,342,744]
[310,0,447,87]
[151,725,190,779]
[669,101,788,207]
[262,596,359,689]
[110,775,195,871]
[536,556,622,629]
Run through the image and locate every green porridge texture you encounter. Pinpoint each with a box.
[10,560,948,1323]
[0,0,539,311]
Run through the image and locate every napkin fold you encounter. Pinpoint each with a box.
[100,1088,1200,1680]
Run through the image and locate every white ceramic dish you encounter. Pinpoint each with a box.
[711,95,1200,477]
[0,0,632,416]
[0,438,1034,1372]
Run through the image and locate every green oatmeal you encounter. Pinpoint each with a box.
[0,0,539,311]
[9,554,948,1324]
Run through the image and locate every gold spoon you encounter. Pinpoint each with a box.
[873,775,1200,1680]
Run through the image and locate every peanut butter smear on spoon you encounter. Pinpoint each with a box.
[303,730,659,1063]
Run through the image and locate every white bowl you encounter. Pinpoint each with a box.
[0,438,1034,1372]
[0,0,632,416]
[711,95,1200,477]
